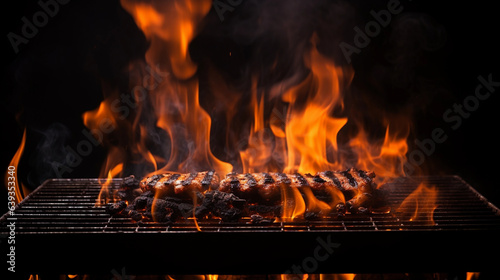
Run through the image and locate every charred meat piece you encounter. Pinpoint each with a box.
[253,173,281,203]
[195,190,245,222]
[219,172,258,200]
[316,168,375,199]
[219,168,376,204]
[121,175,141,190]
[139,170,220,199]
[139,174,166,192]
[105,200,127,215]
[219,172,281,203]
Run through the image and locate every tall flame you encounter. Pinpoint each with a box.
[122,0,231,176]
[83,0,232,186]
[239,34,409,182]
[239,84,277,173]
[5,129,28,204]
[121,0,211,79]
[282,37,350,175]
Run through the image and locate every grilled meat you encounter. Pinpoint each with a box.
[117,168,379,222]
[218,172,282,203]
[139,170,219,198]
[219,168,375,202]
[316,169,375,197]
[139,168,375,202]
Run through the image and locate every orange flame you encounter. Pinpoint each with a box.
[240,86,277,173]
[281,185,306,222]
[302,187,332,215]
[83,0,231,187]
[96,162,124,206]
[121,0,212,79]
[320,274,356,280]
[237,36,353,175]
[466,272,480,280]
[5,129,28,204]
[240,34,409,183]
[282,37,350,175]
[82,101,117,138]
[348,124,409,185]
[281,275,356,280]
[83,98,129,205]
[122,0,231,177]
[397,183,438,225]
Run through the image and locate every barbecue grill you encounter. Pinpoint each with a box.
[1,175,499,276]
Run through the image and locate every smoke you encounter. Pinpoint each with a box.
[384,13,447,89]
[28,123,71,186]
[197,0,357,86]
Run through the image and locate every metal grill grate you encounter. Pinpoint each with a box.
[2,176,499,233]
[1,176,499,274]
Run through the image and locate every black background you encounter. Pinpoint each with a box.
[2,0,499,214]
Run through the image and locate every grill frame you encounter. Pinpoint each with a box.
[1,176,499,275]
